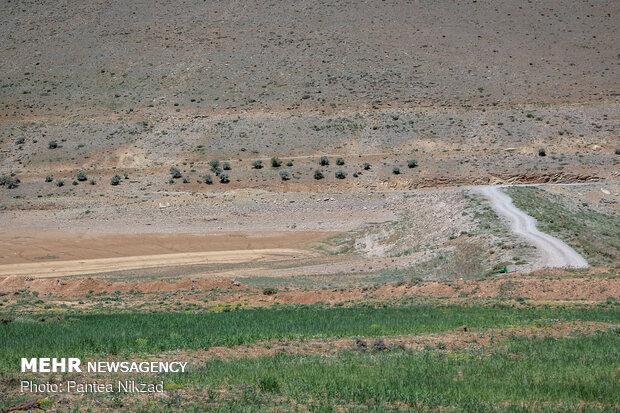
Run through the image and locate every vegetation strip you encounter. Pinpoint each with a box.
[1,304,618,373]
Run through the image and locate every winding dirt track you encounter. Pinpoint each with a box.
[0,249,316,278]
[477,185,589,269]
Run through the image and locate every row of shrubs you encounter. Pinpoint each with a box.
[1,157,418,190]
[168,157,419,184]
[42,171,129,187]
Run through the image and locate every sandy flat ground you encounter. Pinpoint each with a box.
[0,230,330,265]
[0,248,318,278]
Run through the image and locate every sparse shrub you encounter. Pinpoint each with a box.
[363,163,371,170]
[15,137,25,145]
[252,160,263,169]
[314,170,324,180]
[538,148,546,157]
[209,160,220,172]
[182,177,190,183]
[0,175,19,189]
[110,175,122,186]
[279,170,291,181]
[319,156,329,166]
[392,167,401,175]
[615,148,620,155]
[336,157,345,165]
[48,140,58,149]
[89,179,96,185]
[219,173,230,184]
[353,172,358,178]
[271,156,282,168]
[123,173,129,179]
[222,161,231,170]
[262,287,278,295]
[168,178,175,184]
[286,160,294,167]
[56,179,64,187]
[72,180,78,186]
[45,175,53,182]
[335,170,347,179]
[204,174,213,184]
[76,170,87,181]
[170,166,182,179]
[407,159,418,168]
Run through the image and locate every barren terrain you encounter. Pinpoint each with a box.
[0,0,618,412]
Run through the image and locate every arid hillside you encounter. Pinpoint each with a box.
[1,0,618,193]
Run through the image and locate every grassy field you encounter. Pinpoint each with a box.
[159,331,619,412]
[1,303,618,374]
[1,302,618,412]
[505,187,620,266]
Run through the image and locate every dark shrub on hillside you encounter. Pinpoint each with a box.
[363,163,371,170]
[319,156,329,166]
[279,170,291,181]
[110,175,122,186]
[170,166,182,179]
[538,147,546,157]
[0,175,19,189]
[204,174,213,184]
[219,173,230,184]
[271,156,282,168]
[209,160,220,172]
[48,140,58,149]
[45,175,53,182]
[335,170,347,179]
[407,159,418,168]
[314,170,324,180]
[392,167,401,175]
[222,161,231,170]
[56,179,64,187]
[76,171,87,181]
[252,160,263,169]
[336,157,345,165]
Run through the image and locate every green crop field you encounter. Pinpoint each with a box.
[159,331,619,412]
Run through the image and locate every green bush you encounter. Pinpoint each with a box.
[335,170,347,179]
[219,173,230,184]
[279,170,291,181]
[204,175,213,184]
[209,160,220,172]
[222,161,231,170]
[271,156,282,168]
[48,140,58,149]
[110,175,122,186]
[56,179,64,187]
[363,163,371,170]
[252,160,263,169]
[170,166,182,179]
[407,159,418,168]
[336,157,345,165]
[319,156,329,166]
[0,175,19,189]
[392,167,401,175]
[76,170,87,181]
[314,170,324,180]
[45,175,53,182]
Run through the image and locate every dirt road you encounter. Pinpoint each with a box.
[477,186,589,269]
[0,249,317,278]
